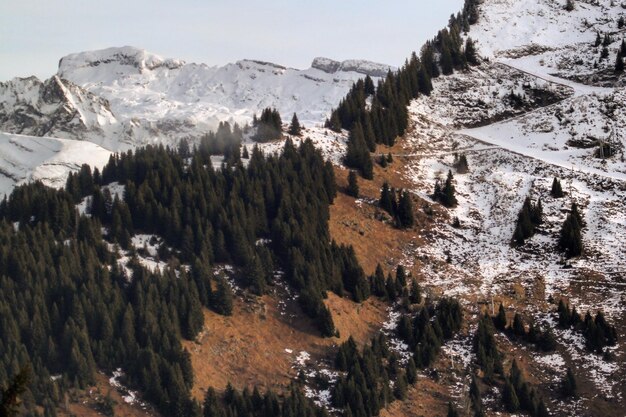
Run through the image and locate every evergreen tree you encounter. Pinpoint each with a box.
[447,402,459,417]
[0,367,30,417]
[559,204,583,257]
[345,123,373,179]
[288,113,302,136]
[565,0,574,11]
[495,303,507,331]
[212,277,234,316]
[379,182,394,215]
[561,367,577,397]
[465,38,479,66]
[551,177,564,198]
[594,32,601,48]
[503,380,520,412]
[615,50,624,73]
[347,170,359,198]
[433,170,457,207]
[396,190,415,228]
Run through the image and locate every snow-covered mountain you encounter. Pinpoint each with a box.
[0,46,392,153]
[470,0,625,86]
[0,132,111,196]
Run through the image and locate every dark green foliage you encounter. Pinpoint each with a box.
[474,314,502,381]
[0,137,372,414]
[465,38,480,66]
[253,108,283,142]
[551,177,564,198]
[326,2,481,153]
[333,299,462,416]
[558,301,617,353]
[469,376,484,417]
[0,367,30,417]
[600,46,609,60]
[503,380,520,412]
[347,170,359,198]
[447,402,459,417]
[494,303,507,331]
[594,32,601,48]
[396,190,415,228]
[512,313,526,337]
[603,33,612,47]
[379,182,395,215]
[202,383,326,417]
[288,113,302,136]
[454,153,469,174]
[345,123,373,179]
[397,299,463,368]
[512,197,543,245]
[503,360,549,417]
[197,121,243,164]
[565,0,574,11]
[616,50,624,73]
[212,277,233,316]
[561,367,577,397]
[559,203,583,257]
[409,279,422,304]
[433,170,457,208]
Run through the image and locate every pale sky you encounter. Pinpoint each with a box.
[0,0,463,81]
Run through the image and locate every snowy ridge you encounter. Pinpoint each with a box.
[470,0,626,85]
[53,46,391,139]
[0,132,111,197]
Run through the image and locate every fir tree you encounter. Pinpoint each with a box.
[379,182,394,215]
[561,367,577,397]
[0,367,30,417]
[447,402,459,417]
[495,303,507,331]
[551,177,564,198]
[212,277,233,316]
[594,32,602,48]
[288,113,302,136]
[345,123,373,179]
[347,170,359,198]
[565,0,574,11]
[465,38,479,66]
[396,190,415,228]
[615,50,624,73]
[503,380,520,412]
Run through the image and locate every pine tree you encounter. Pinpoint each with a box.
[561,367,577,397]
[212,278,233,316]
[288,113,302,136]
[551,177,564,198]
[347,170,359,198]
[397,190,415,228]
[615,50,624,73]
[379,182,394,215]
[0,367,30,417]
[594,32,601,47]
[495,303,507,330]
[465,38,479,66]
[565,0,574,11]
[345,123,373,179]
[503,380,520,412]
[447,402,459,417]
[559,205,583,257]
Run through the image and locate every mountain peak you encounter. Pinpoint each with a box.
[57,46,185,78]
[311,57,393,77]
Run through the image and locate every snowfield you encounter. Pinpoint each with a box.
[0,132,111,197]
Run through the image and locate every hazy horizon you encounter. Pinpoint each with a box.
[0,0,463,81]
